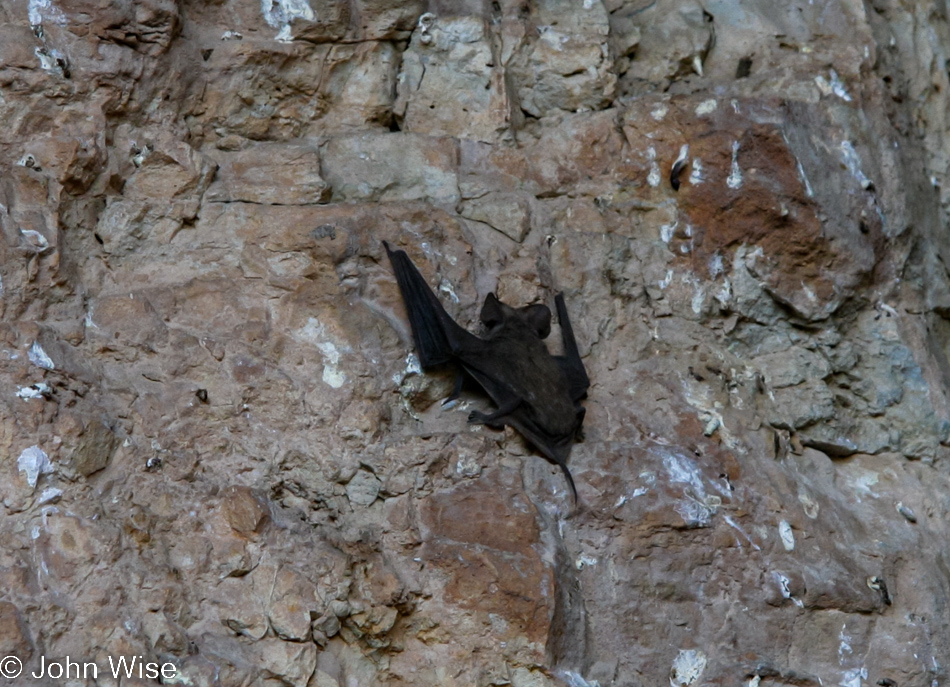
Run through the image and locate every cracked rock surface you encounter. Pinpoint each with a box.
[2,0,950,685]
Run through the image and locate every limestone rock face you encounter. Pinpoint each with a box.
[2,0,950,685]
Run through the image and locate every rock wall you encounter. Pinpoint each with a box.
[1,0,950,685]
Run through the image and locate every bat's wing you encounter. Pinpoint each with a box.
[384,242,482,368]
[553,293,590,402]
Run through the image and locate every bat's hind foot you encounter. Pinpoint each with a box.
[468,410,489,424]
[467,410,505,430]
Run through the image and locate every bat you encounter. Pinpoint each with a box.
[384,241,590,502]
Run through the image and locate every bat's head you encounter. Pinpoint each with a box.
[480,293,552,339]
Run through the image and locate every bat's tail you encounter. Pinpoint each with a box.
[558,460,578,505]
[550,439,578,505]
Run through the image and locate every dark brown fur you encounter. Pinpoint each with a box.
[384,242,589,501]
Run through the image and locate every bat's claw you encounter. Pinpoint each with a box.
[467,410,485,424]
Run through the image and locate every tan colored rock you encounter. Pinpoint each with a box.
[508,0,615,117]
[345,469,381,506]
[36,0,181,56]
[221,485,269,536]
[205,143,330,204]
[459,110,625,198]
[321,132,460,207]
[56,415,119,478]
[2,0,950,684]
[218,577,269,640]
[619,0,715,87]
[260,0,351,44]
[0,601,33,663]
[34,512,105,582]
[354,0,426,40]
[318,42,400,131]
[193,38,401,140]
[87,293,169,350]
[419,471,552,655]
[459,192,531,242]
[123,137,216,200]
[396,16,513,141]
[194,40,327,140]
[268,566,321,641]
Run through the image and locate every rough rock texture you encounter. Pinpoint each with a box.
[2,0,950,685]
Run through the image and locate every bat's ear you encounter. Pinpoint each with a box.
[521,304,552,339]
[480,293,505,328]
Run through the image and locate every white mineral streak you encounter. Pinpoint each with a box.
[727,141,742,189]
[28,342,55,370]
[647,147,661,187]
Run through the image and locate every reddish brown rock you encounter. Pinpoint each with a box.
[221,485,270,536]
[0,601,33,663]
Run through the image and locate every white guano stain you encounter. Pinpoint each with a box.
[261,0,314,42]
[33,47,66,75]
[439,279,459,304]
[840,668,867,687]
[661,450,720,527]
[714,279,731,308]
[29,0,66,27]
[838,624,853,663]
[816,70,852,101]
[727,141,742,189]
[18,445,53,489]
[659,269,673,290]
[298,317,347,388]
[802,281,818,302]
[651,104,669,121]
[17,383,50,400]
[670,649,707,687]
[828,69,852,101]
[560,671,598,687]
[690,282,705,314]
[28,342,55,370]
[575,554,597,570]
[689,158,704,185]
[840,141,873,189]
[692,54,704,77]
[795,158,815,197]
[21,229,49,251]
[673,143,689,171]
[37,487,62,504]
[660,222,677,244]
[848,467,880,501]
[317,342,345,388]
[724,515,761,551]
[778,520,795,551]
[695,99,717,116]
[799,491,820,518]
[773,571,803,608]
[540,27,570,52]
[647,147,661,187]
